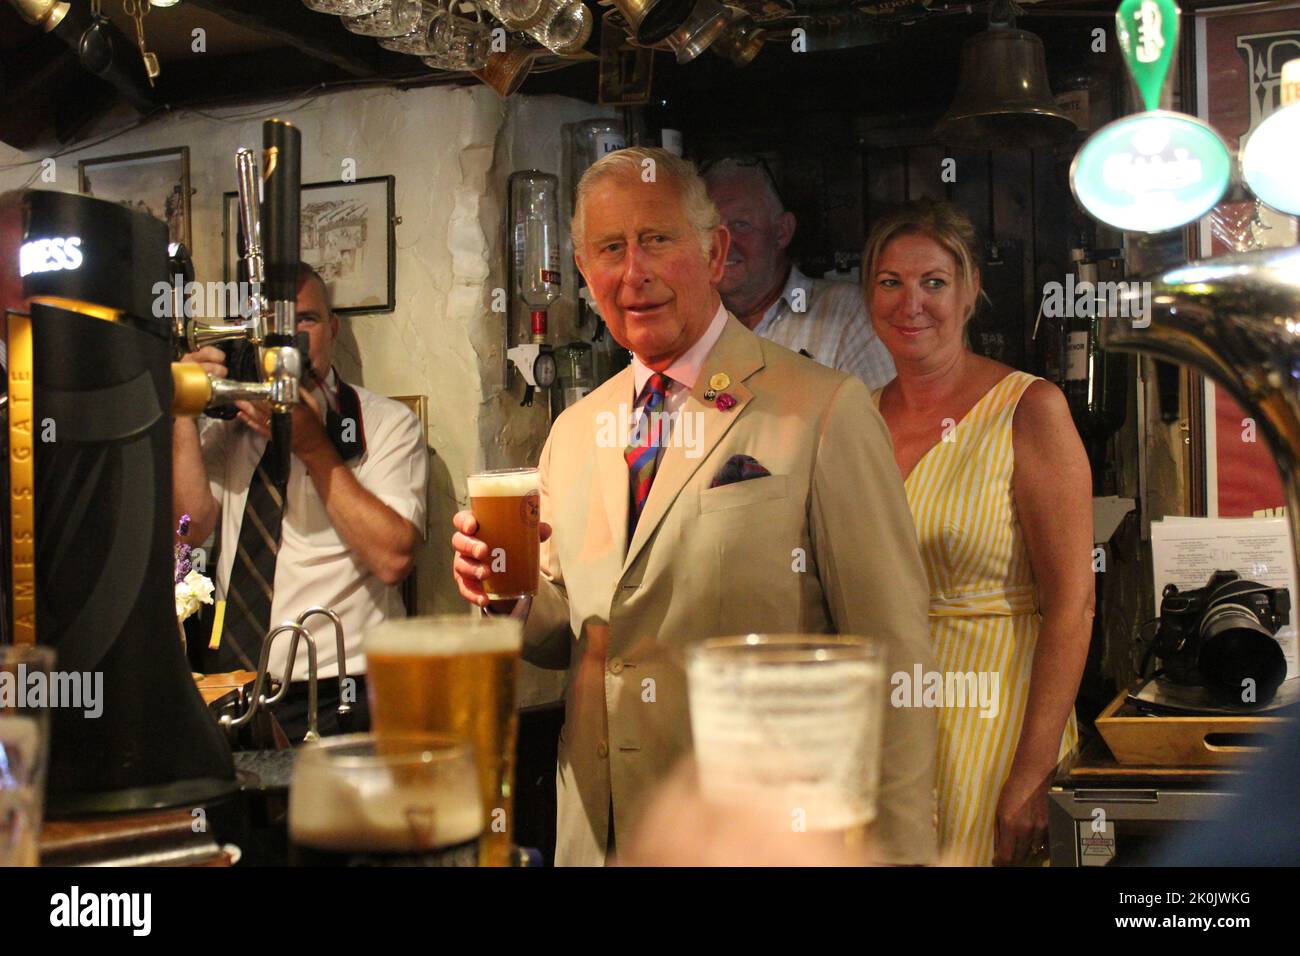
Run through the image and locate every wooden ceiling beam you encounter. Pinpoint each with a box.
[184,0,380,77]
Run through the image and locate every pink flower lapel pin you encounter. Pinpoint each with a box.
[714,392,738,411]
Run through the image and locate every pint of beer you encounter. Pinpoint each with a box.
[467,467,540,600]
[687,635,885,846]
[288,734,483,867]
[365,616,522,867]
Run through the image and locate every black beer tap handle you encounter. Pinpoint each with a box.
[260,117,302,484]
[262,119,301,309]
[269,409,294,487]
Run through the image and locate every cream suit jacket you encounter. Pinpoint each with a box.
[523,313,937,867]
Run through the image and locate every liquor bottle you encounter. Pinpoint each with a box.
[646,63,684,156]
[1062,246,1129,493]
[510,171,561,343]
[567,118,625,219]
[553,340,594,414]
[1061,247,1092,422]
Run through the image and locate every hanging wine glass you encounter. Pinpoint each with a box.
[422,0,491,70]
[343,0,424,37]
[302,0,388,15]
[377,0,444,53]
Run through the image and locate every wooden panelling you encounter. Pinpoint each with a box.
[906,145,948,201]
[945,148,991,236]
[865,147,906,219]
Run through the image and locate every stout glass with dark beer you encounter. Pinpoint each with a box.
[467,467,540,600]
[365,615,522,867]
[288,733,483,866]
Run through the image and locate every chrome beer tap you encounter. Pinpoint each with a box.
[172,119,303,486]
[181,148,266,359]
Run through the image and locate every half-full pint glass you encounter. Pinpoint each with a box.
[365,615,522,866]
[687,634,885,845]
[289,733,483,866]
[468,467,540,600]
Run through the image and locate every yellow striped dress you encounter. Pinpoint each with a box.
[874,370,1077,866]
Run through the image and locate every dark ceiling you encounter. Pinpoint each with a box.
[0,0,1273,150]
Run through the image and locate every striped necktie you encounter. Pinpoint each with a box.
[625,372,672,537]
[221,442,288,669]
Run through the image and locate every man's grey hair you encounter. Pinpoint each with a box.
[571,147,722,258]
[297,260,334,316]
[700,157,785,224]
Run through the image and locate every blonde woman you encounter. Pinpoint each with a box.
[864,199,1093,865]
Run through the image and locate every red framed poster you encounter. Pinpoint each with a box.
[1195,3,1300,517]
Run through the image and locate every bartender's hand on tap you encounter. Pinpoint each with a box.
[452,511,551,613]
[180,345,228,380]
[233,389,332,462]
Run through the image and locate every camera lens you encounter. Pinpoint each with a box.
[1198,604,1287,704]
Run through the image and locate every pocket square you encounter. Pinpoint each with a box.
[709,454,772,488]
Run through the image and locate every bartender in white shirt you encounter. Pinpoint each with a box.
[172,262,427,741]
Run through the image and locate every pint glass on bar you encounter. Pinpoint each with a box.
[288,733,483,866]
[365,615,522,867]
[467,467,541,601]
[686,634,885,846]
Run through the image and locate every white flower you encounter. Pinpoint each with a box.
[175,569,215,623]
[185,568,215,604]
[175,583,197,621]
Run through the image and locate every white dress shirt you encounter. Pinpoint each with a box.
[630,299,730,419]
[752,263,896,390]
[199,370,428,681]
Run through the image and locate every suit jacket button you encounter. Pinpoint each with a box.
[597,741,609,758]
[608,657,624,675]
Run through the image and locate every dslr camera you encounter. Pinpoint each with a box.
[1155,569,1289,705]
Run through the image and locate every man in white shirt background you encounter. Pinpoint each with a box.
[173,263,427,741]
[702,156,895,390]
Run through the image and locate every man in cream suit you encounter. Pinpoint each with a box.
[453,148,936,866]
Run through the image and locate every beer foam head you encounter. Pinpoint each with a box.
[290,753,484,852]
[467,468,538,498]
[364,615,522,657]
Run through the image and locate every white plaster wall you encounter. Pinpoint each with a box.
[477,95,619,471]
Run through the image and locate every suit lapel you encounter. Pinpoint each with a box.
[623,316,765,574]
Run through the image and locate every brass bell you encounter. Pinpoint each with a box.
[934,4,1076,150]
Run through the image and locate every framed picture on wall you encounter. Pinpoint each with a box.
[1193,3,1300,518]
[597,10,652,106]
[223,175,396,314]
[79,146,191,250]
